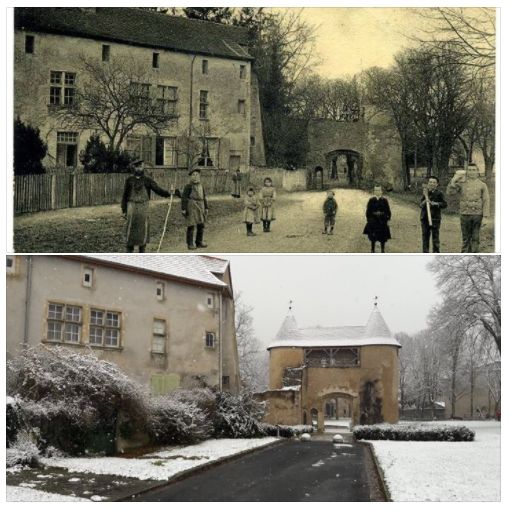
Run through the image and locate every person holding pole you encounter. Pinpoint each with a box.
[420,176,447,253]
[121,159,172,253]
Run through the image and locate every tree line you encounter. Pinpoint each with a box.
[397,255,500,419]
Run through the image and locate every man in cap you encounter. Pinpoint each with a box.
[121,159,172,252]
[446,163,490,252]
[181,168,208,250]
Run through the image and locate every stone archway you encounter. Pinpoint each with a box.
[325,149,363,186]
[312,386,359,432]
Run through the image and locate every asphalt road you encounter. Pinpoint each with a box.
[130,440,372,502]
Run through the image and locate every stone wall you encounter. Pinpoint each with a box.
[306,115,403,191]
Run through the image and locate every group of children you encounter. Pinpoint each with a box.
[238,177,277,236]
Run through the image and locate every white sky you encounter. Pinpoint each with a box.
[225,255,441,347]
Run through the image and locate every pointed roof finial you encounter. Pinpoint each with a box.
[374,295,378,307]
[288,299,293,311]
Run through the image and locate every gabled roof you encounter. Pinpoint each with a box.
[269,306,401,349]
[15,7,253,61]
[61,255,229,289]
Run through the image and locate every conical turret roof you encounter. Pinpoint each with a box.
[364,306,392,338]
[275,313,300,340]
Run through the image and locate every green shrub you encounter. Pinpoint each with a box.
[353,423,475,441]
[79,134,133,173]
[14,118,47,175]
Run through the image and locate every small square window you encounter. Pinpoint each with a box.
[250,136,255,146]
[205,331,215,348]
[82,267,93,287]
[207,294,214,308]
[202,59,208,74]
[102,44,110,62]
[240,65,246,79]
[153,52,160,69]
[156,282,165,301]
[238,99,246,115]
[25,35,34,54]
[222,375,230,387]
[6,256,16,274]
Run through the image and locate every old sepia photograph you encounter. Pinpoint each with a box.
[5,253,501,501]
[10,6,497,253]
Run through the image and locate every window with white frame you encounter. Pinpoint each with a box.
[125,136,153,164]
[130,82,151,112]
[82,267,94,288]
[89,309,121,348]
[152,319,167,354]
[49,71,76,106]
[205,331,215,348]
[156,281,165,301]
[47,302,82,343]
[56,131,79,167]
[198,138,218,167]
[155,137,177,167]
[199,90,209,119]
[156,85,178,117]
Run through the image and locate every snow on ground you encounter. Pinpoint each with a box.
[6,485,90,502]
[368,421,500,501]
[41,437,280,481]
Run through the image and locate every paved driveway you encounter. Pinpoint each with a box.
[129,440,373,502]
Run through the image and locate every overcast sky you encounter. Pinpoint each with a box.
[283,7,424,78]
[225,255,441,347]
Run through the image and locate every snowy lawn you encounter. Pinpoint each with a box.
[6,486,90,502]
[367,421,500,501]
[41,437,280,481]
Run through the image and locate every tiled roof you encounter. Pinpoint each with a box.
[269,307,401,349]
[15,7,253,61]
[74,255,228,288]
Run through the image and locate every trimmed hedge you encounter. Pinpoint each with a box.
[353,423,475,442]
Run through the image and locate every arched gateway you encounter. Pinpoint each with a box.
[256,305,401,432]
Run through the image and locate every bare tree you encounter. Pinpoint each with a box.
[58,56,178,153]
[234,293,268,393]
[428,256,501,353]
[415,7,496,75]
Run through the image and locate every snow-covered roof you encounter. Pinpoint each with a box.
[268,306,401,349]
[67,255,229,288]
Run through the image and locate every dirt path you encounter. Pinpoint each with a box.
[158,188,494,253]
[13,188,494,253]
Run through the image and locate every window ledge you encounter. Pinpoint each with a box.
[151,351,167,356]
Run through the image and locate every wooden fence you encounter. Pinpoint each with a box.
[14,168,307,215]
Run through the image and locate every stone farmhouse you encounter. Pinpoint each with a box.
[258,305,400,431]
[14,7,266,172]
[6,254,240,394]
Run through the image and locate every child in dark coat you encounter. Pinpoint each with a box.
[363,185,391,253]
[243,187,260,236]
[322,191,338,235]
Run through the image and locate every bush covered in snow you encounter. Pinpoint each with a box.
[6,431,41,468]
[353,423,475,441]
[7,347,148,454]
[261,424,314,438]
[212,392,266,438]
[147,393,213,445]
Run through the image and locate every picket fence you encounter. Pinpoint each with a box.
[13,168,307,214]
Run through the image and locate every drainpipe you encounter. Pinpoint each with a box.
[218,290,223,391]
[23,256,33,350]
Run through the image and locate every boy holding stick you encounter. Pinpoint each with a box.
[420,176,447,253]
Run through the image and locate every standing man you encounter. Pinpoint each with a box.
[181,169,208,250]
[447,163,490,253]
[420,176,447,253]
[121,159,171,253]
